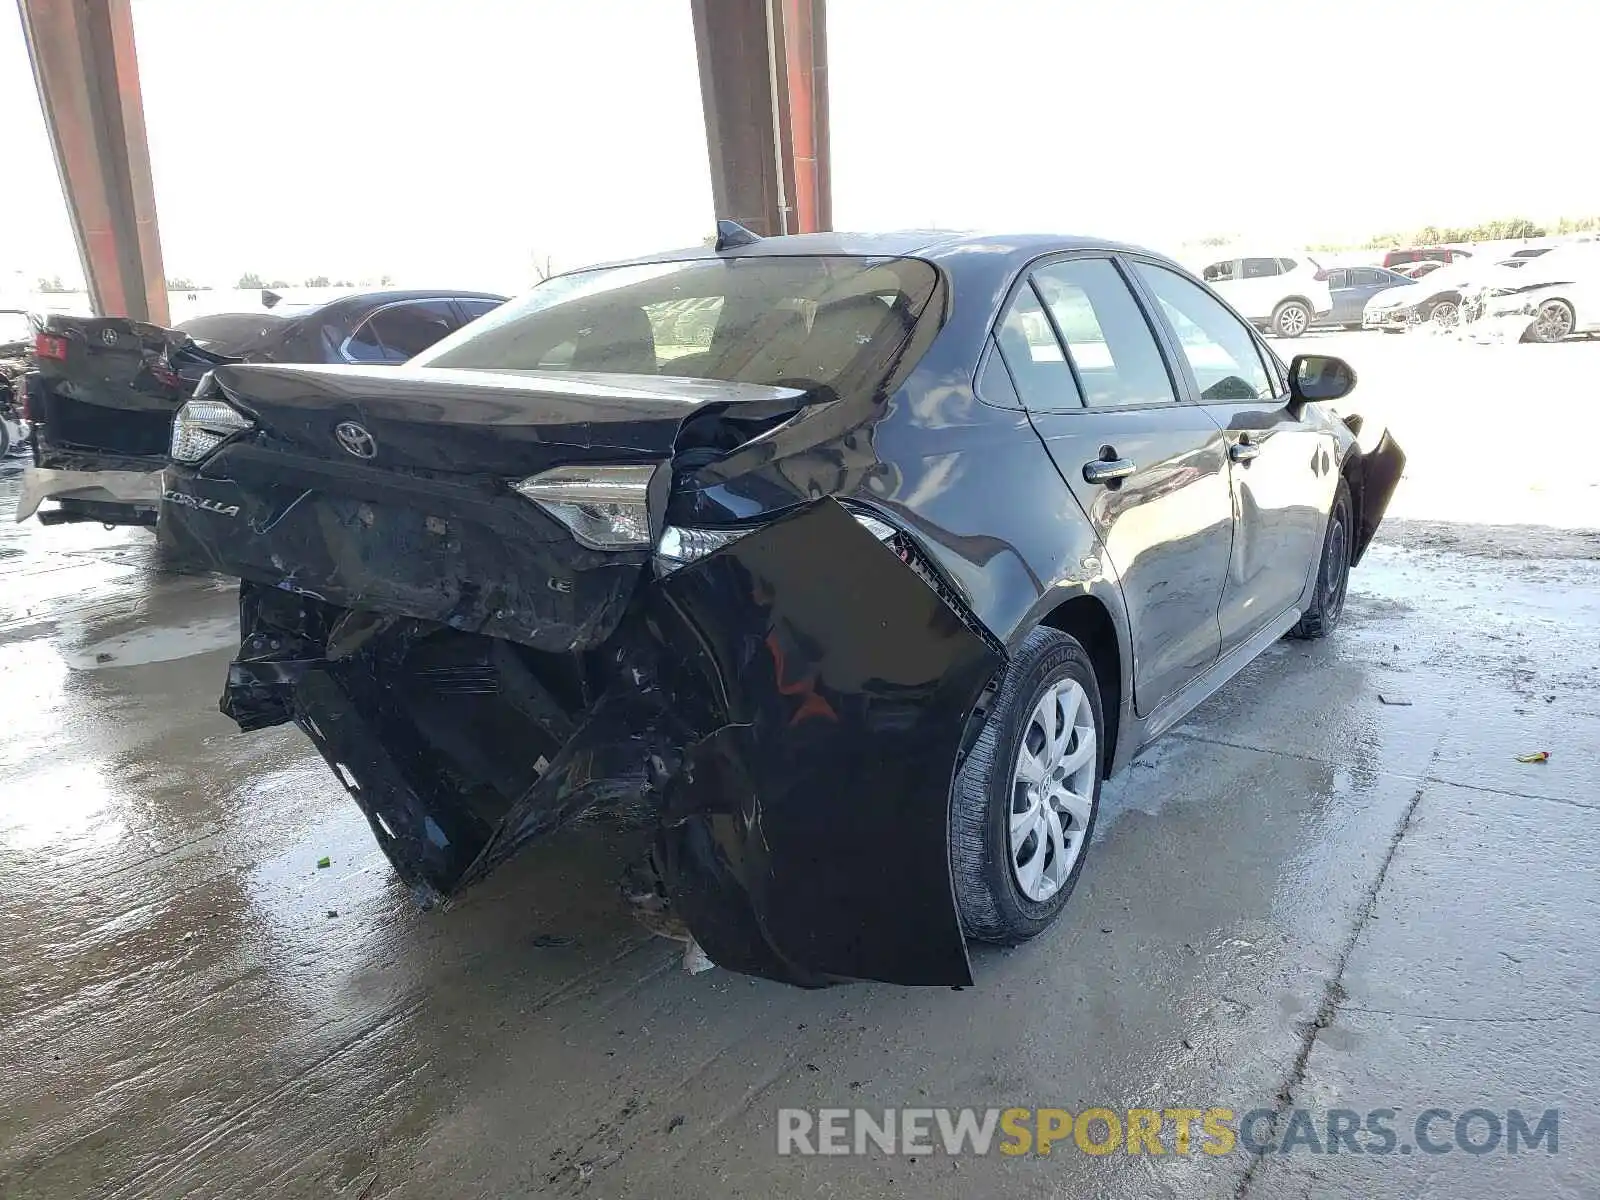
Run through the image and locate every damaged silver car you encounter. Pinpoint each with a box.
[157,228,1404,987]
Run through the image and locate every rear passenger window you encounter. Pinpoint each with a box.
[1202,260,1236,282]
[977,341,1021,407]
[994,285,1081,409]
[1133,262,1276,402]
[1242,258,1282,279]
[1030,259,1177,408]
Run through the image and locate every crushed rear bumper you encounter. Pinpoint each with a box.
[219,500,1003,987]
[14,465,162,525]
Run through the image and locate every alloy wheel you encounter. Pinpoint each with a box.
[1535,301,1574,341]
[1009,678,1097,902]
[1277,305,1309,337]
[1431,301,1459,329]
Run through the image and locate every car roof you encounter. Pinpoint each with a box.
[576,230,1174,277]
[307,288,508,311]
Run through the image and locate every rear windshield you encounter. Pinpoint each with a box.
[412,255,943,396]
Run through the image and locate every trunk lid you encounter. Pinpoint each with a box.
[30,314,236,468]
[211,362,809,477]
[161,364,814,654]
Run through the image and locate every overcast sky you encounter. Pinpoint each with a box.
[3,0,1596,294]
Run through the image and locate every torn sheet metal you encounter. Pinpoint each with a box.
[210,501,1000,986]
[648,501,1001,986]
[1350,430,1406,566]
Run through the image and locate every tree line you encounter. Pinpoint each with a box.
[1308,215,1600,253]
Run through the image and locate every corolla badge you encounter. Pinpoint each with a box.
[334,421,378,459]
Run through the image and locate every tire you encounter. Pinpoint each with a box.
[1430,300,1459,329]
[0,421,10,459]
[1289,479,1352,640]
[950,627,1104,945]
[1525,299,1575,343]
[1271,300,1311,338]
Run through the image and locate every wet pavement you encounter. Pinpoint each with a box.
[2,333,1597,1198]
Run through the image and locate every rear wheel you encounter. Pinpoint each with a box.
[1430,300,1459,329]
[951,627,1103,945]
[1526,299,1575,343]
[1289,479,1352,640]
[1271,300,1311,338]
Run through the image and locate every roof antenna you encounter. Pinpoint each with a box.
[714,219,762,251]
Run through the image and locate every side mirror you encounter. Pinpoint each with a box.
[1288,354,1357,403]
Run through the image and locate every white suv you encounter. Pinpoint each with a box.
[1197,255,1334,337]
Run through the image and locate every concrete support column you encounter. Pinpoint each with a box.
[18,0,168,323]
[689,0,831,237]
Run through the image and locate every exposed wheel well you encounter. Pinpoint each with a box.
[1037,594,1121,776]
[1280,296,1314,313]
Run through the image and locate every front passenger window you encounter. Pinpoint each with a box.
[1133,262,1276,401]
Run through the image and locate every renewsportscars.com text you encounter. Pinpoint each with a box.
[776,1106,1560,1158]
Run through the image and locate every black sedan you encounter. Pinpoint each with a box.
[17,288,505,526]
[158,229,1404,988]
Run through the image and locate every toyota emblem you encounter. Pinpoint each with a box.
[334,421,378,459]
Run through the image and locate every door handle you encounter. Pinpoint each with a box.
[1229,440,1261,464]
[1082,457,1137,485]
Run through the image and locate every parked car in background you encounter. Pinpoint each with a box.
[16,289,505,527]
[157,228,1403,987]
[1380,247,1472,269]
[1313,266,1415,329]
[1198,255,1334,337]
[1393,260,1447,280]
[1,310,32,458]
[1361,266,1481,331]
[1463,244,1600,342]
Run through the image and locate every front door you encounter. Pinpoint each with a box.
[1127,260,1333,652]
[996,256,1235,716]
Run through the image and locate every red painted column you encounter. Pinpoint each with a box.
[690,0,832,237]
[18,0,169,323]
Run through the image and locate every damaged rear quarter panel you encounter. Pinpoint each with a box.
[647,500,1003,987]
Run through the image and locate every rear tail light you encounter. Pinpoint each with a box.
[171,396,254,463]
[34,333,67,361]
[511,463,658,550]
[1313,269,1330,281]
[654,505,899,577]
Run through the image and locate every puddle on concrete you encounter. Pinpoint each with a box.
[61,615,241,670]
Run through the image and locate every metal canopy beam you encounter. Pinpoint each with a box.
[18,0,168,323]
[690,0,831,237]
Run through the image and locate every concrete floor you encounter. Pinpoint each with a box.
[1,332,1596,1198]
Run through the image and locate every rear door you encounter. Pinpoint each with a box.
[999,255,1234,716]
[1349,267,1398,318]
[1237,256,1285,319]
[1129,260,1331,652]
